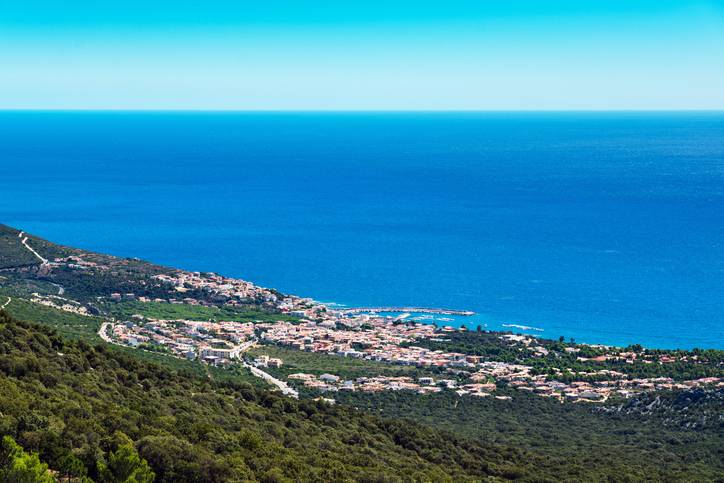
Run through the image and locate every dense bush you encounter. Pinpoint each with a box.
[336,388,724,481]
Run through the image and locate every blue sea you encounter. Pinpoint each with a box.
[1,111,722,349]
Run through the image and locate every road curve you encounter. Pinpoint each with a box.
[98,322,113,343]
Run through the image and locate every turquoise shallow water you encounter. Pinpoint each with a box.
[1,111,722,349]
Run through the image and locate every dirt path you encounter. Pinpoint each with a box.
[50,282,65,295]
[18,232,49,265]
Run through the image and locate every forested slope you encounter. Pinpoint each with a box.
[337,388,723,482]
[0,310,545,482]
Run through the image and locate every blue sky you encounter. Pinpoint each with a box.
[1,1,723,110]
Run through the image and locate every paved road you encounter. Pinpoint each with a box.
[98,322,113,343]
[1,297,10,310]
[94,324,297,398]
[242,361,299,398]
[238,339,257,352]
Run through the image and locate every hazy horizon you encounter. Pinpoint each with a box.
[2,109,724,113]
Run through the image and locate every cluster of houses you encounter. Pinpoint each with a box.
[149,271,313,309]
[43,254,721,403]
[256,321,723,402]
[52,253,319,314]
[110,317,256,364]
[252,354,284,368]
[12,234,713,407]
[284,373,505,398]
[30,293,92,316]
[470,359,723,402]
[256,320,478,368]
[51,255,103,271]
[501,333,709,366]
[106,310,723,403]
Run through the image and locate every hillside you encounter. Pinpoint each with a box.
[2,311,721,482]
[0,225,75,269]
[336,388,723,481]
[0,223,288,313]
[0,310,545,482]
[0,225,44,269]
[0,224,722,482]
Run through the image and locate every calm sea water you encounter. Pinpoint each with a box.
[0,112,722,349]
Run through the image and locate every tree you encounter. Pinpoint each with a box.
[0,435,55,483]
[98,433,154,483]
[57,453,88,482]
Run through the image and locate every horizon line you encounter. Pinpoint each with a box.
[1,108,724,114]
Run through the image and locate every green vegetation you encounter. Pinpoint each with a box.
[111,342,265,391]
[1,435,54,482]
[2,297,264,389]
[2,223,722,481]
[40,265,187,305]
[336,389,724,482]
[106,300,299,324]
[97,432,155,483]
[0,310,546,482]
[0,225,38,269]
[0,274,68,299]
[0,224,74,269]
[413,330,724,381]
[3,297,103,342]
[247,344,436,381]
[406,330,523,362]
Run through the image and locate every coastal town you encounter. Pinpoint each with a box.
[104,310,722,403]
[5,237,723,405]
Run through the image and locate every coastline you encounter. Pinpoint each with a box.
[340,307,475,316]
[2,112,723,351]
[2,222,721,351]
[308,300,722,350]
[1,223,721,408]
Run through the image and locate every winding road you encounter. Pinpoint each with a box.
[18,232,49,265]
[95,323,297,397]
[98,322,113,343]
[1,297,10,310]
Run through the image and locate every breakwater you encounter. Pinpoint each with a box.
[340,307,475,316]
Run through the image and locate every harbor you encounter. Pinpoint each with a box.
[340,307,475,316]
